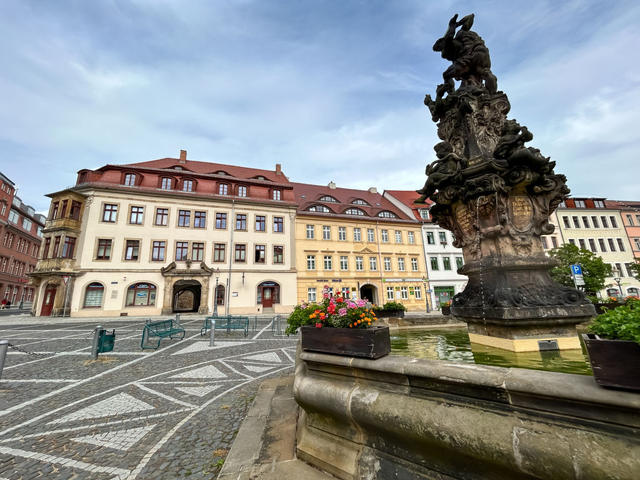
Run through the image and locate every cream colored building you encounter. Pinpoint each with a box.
[31,152,297,317]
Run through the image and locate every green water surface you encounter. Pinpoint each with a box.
[390,328,592,375]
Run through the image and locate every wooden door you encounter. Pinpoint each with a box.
[41,287,57,316]
[262,287,273,308]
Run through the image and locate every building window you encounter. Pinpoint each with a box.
[213,243,226,262]
[617,238,625,251]
[306,225,315,239]
[192,242,204,261]
[384,257,391,271]
[182,179,193,192]
[456,257,464,269]
[273,245,284,264]
[324,255,332,270]
[355,256,364,271]
[601,216,609,228]
[575,200,585,208]
[8,210,19,224]
[387,286,394,301]
[308,205,330,213]
[608,238,616,251]
[588,239,597,252]
[323,225,331,240]
[61,237,76,258]
[341,287,350,298]
[367,228,375,242]
[237,185,247,197]
[541,237,548,249]
[430,257,439,270]
[236,214,247,230]
[103,204,118,222]
[42,237,51,259]
[426,232,435,244]
[398,258,405,271]
[175,242,189,261]
[415,287,422,300]
[152,241,166,261]
[272,189,282,200]
[377,211,397,218]
[320,195,338,203]
[439,232,447,244]
[352,199,369,206]
[255,215,266,232]
[381,230,389,242]
[194,211,206,228]
[70,201,81,220]
[178,210,191,227]
[369,257,377,271]
[571,216,580,228]
[408,231,415,244]
[255,245,266,263]
[339,227,346,241]
[443,257,451,270]
[627,214,634,226]
[401,287,408,300]
[395,230,402,243]
[568,239,575,245]
[345,208,365,216]
[96,239,112,260]
[578,239,586,250]
[307,255,316,270]
[235,244,246,262]
[610,216,618,228]
[273,216,284,232]
[51,202,59,219]
[353,228,361,242]
[340,256,348,271]
[634,238,640,250]
[124,240,139,260]
[216,213,227,229]
[126,283,156,306]
[308,288,317,302]
[218,183,229,195]
[591,216,599,228]
[582,216,590,228]
[161,177,173,190]
[411,257,418,271]
[129,206,144,224]
[124,173,136,186]
[154,208,168,226]
[593,200,605,208]
[83,283,104,308]
[419,209,429,220]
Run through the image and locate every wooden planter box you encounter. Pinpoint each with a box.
[301,326,391,359]
[441,305,451,316]
[593,302,624,315]
[374,310,405,318]
[582,334,640,391]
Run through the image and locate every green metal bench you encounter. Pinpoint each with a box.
[201,316,249,337]
[141,319,185,350]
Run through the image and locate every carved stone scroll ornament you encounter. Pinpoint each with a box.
[418,14,594,323]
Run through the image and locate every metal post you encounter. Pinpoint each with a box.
[0,340,8,381]
[213,276,219,316]
[209,319,216,347]
[91,325,103,360]
[63,280,71,317]
[175,313,181,328]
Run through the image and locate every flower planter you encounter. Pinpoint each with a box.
[441,305,451,316]
[593,302,624,315]
[301,325,391,359]
[582,334,640,391]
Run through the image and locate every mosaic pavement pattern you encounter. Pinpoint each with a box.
[0,316,297,479]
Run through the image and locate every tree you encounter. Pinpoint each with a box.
[549,244,612,296]
[629,260,640,281]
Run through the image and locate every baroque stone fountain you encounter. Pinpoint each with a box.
[417,13,595,351]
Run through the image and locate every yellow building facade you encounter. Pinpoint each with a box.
[292,182,429,311]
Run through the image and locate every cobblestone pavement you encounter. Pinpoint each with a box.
[0,315,297,479]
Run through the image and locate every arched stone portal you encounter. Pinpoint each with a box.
[359,284,377,304]
[173,280,202,313]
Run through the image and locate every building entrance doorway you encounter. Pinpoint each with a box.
[172,280,201,313]
[257,282,280,310]
[359,284,377,304]
[41,286,57,316]
[434,286,455,308]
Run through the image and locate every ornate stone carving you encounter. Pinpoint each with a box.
[418,14,593,324]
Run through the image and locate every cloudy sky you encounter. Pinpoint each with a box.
[1,0,639,212]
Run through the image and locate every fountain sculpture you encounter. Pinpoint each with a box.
[418,14,595,351]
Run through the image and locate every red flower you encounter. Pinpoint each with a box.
[315,322,323,328]
[327,303,336,314]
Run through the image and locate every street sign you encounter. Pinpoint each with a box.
[62,275,70,285]
[570,265,583,276]
[571,265,585,286]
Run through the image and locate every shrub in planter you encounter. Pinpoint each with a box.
[441,301,452,315]
[583,298,640,391]
[373,301,407,317]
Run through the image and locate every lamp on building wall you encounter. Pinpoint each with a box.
[242,272,245,285]
[213,268,220,316]
[612,269,624,299]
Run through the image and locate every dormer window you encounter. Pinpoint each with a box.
[345,208,365,216]
[161,177,173,190]
[215,170,229,176]
[352,198,370,206]
[419,209,430,220]
[377,210,397,218]
[254,175,268,181]
[123,173,136,186]
[308,205,330,213]
[182,179,194,192]
[174,166,183,170]
[272,189,282,201]
[319,195,338,203]
[218,183,229,195]
[237,185,247,197]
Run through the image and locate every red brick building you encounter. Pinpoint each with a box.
[0,172,45,307]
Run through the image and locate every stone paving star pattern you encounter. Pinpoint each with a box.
[0,316,297,479]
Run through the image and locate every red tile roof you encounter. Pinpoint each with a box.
[291,182,416,222]
[606,200,640,210]
[384,190,433,221]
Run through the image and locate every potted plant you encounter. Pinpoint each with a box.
[286,287,390,359]
[582,298,640,391]
[373,301,407,318]
[441,301,452,316]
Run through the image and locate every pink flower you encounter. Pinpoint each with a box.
[347,301,356,309]
[323,293,329,298]
[338,308,347,316]
[327,303,336,314]
[356,299,366,307]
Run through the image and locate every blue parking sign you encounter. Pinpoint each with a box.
[570,264,582,275]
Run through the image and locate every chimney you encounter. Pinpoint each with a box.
[368,187,377,194]
[179,149,187,164]
[328,181,336,190]
[275,163,282,175]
